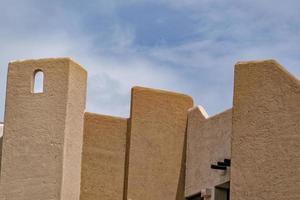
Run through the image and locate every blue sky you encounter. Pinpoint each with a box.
[0,0,300,121]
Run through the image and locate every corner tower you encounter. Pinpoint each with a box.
[0,58,87,200]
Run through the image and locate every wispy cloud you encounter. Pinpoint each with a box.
[0,0,300,121]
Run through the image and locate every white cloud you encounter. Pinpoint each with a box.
[0,0,300,121]
[0,15,184,119]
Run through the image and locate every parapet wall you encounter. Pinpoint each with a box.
[231,60,300,200]
[80,113,127,200]
[126,86,193,200]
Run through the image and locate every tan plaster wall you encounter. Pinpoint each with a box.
[0,58,87,200]
[80,112,127,200]
[231,60,300,200]
[0,123,3,171]
[0,124,3,137]
[61,61,87,200]
[126,86,193,200]
[185,107,232,198]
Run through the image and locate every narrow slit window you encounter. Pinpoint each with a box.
[33,70,44,93]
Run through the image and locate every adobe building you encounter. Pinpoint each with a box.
[0,58,299,200]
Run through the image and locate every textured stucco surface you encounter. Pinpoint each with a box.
[0,123,2,170]
[1,57,299,200]
[185,107,232,198]
[126,86,193,200]
[61,60,87,200]
[0,58,87,200]
[80,113,127,200]
[231,60,300,200]
[0,124,3,137]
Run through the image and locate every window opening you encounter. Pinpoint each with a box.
[33,70,44,93]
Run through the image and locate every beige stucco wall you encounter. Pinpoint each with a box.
[125,86,193,200]
[1,57,299,200]
[185,106,232,199]
[60,60,87,200]
[0,124,3,137]
[231,60,300,200]
[80,112,127,200]
[0,123,2,171]
[0,58,87,200]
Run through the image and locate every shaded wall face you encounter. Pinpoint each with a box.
[231,60,300,200]
[126,87,193,200]
[80,113,127,200]
[0,125,2,137]
[185,107,232,198]
[0,58,87,200]
[0,124,3,170]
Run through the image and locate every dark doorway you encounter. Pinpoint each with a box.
[215,182,230,200]
[186,192,203,200]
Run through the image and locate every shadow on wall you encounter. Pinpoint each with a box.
[0,123,3,172]
[0,123,3,137]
